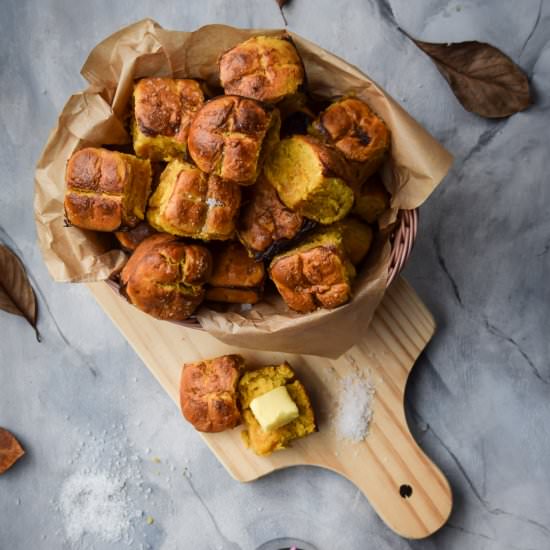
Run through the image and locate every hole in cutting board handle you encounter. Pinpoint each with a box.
[399,484,413,498]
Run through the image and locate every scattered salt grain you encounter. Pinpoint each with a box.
[335,374,375,442]
[205,197,225,208]
[59,471,131,543]
[54,426,150,546]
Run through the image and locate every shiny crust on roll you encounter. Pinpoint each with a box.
[238,176,313,259]
[132,78,205,161]
[147,160,241,240]
[309,97,390,184]
[180,355,243,433]
[269,229,356,313]
[206,242,265,304]
[115,222,157,252]
[120,234,212,321]
[219,35,305,104]
[64,147,151,232]
[187,95,280,185]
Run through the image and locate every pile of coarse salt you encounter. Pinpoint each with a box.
[55,423,145,546]
[335,374,375,442]
[59,470,132,543]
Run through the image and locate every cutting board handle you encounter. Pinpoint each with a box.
[337,413,452,539]
[325,282,453,539]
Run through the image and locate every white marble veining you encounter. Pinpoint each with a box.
[1,1,549,548]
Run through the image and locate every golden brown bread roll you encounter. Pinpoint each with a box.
[132,78,205,161]
[64,147,151,232]
[120,234,212,321]
[269,228,356,313]
[187,95,280,185]
[115,222,158,252]
[238,176,313,259]
[352,175,391,224]
[263,135,354,225]
[147,160,241,240]
[309,97,390,185]
[206,242,265,304]
[219,35,305,104]
[180,355,243,433]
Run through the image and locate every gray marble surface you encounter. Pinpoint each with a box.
[1,0,549,548]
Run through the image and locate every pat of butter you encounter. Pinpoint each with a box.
[250,386,299,431]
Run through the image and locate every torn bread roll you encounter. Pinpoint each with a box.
[263,135,354,225]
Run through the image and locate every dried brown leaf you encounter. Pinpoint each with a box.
[412,39,531,118]
[0,244,40,341]
[0,428,25,474]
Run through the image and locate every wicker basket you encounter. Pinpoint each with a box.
[110,208,418,329]
[386,209,418,287]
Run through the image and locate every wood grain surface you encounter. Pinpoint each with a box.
[87,277,452,539]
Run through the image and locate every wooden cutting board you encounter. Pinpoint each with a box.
[87,277,452,539]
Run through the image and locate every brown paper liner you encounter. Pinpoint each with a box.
[34,19,453,357]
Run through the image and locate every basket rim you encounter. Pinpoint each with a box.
[107,208,418,329]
